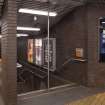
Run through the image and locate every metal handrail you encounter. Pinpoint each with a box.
[57,57,87,71]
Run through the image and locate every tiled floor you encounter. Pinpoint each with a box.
[0,95,4,105]
[66,92,105,105]
[18,86,105,105]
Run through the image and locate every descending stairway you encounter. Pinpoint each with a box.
[17,61,77,94]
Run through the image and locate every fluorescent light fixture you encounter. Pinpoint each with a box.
[103,35,105,38]
[34,16,37,21]
[102,22,105,24]
[103,40,105,43]
[17,27,40,31]
[103,30,105,34]
[0,35,2,38]
[19,8,57,17]
[17,34,28,37]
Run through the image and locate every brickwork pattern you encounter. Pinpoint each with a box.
[1,0,17,105]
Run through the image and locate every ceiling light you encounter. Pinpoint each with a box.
[19,8,57,17]
[17,27,40,31]
[34,16,37,21]
[102,22,105,24]
[17,34,28,37]
[103,35,105,38]
[0,35,2,38]
[103,30,105,34]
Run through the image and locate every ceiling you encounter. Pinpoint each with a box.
[0,0,105,36]
[17,0,85,35]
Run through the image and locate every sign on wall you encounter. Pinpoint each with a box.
[76,48,84,58]
[43,38,56,71]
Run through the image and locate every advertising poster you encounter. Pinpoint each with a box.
[28,39,34,63]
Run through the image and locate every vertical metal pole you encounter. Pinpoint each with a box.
[47,1,50,90]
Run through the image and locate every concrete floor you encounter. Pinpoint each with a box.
[18,86,105,105]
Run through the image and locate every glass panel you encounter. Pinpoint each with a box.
[17,0,48,94]
[48,2,78,88]
[17,0,84,94]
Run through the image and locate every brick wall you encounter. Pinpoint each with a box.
[50,6,88,85]
[87,4,105,87]
[51,3,105,87]
[1,0,17,105]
